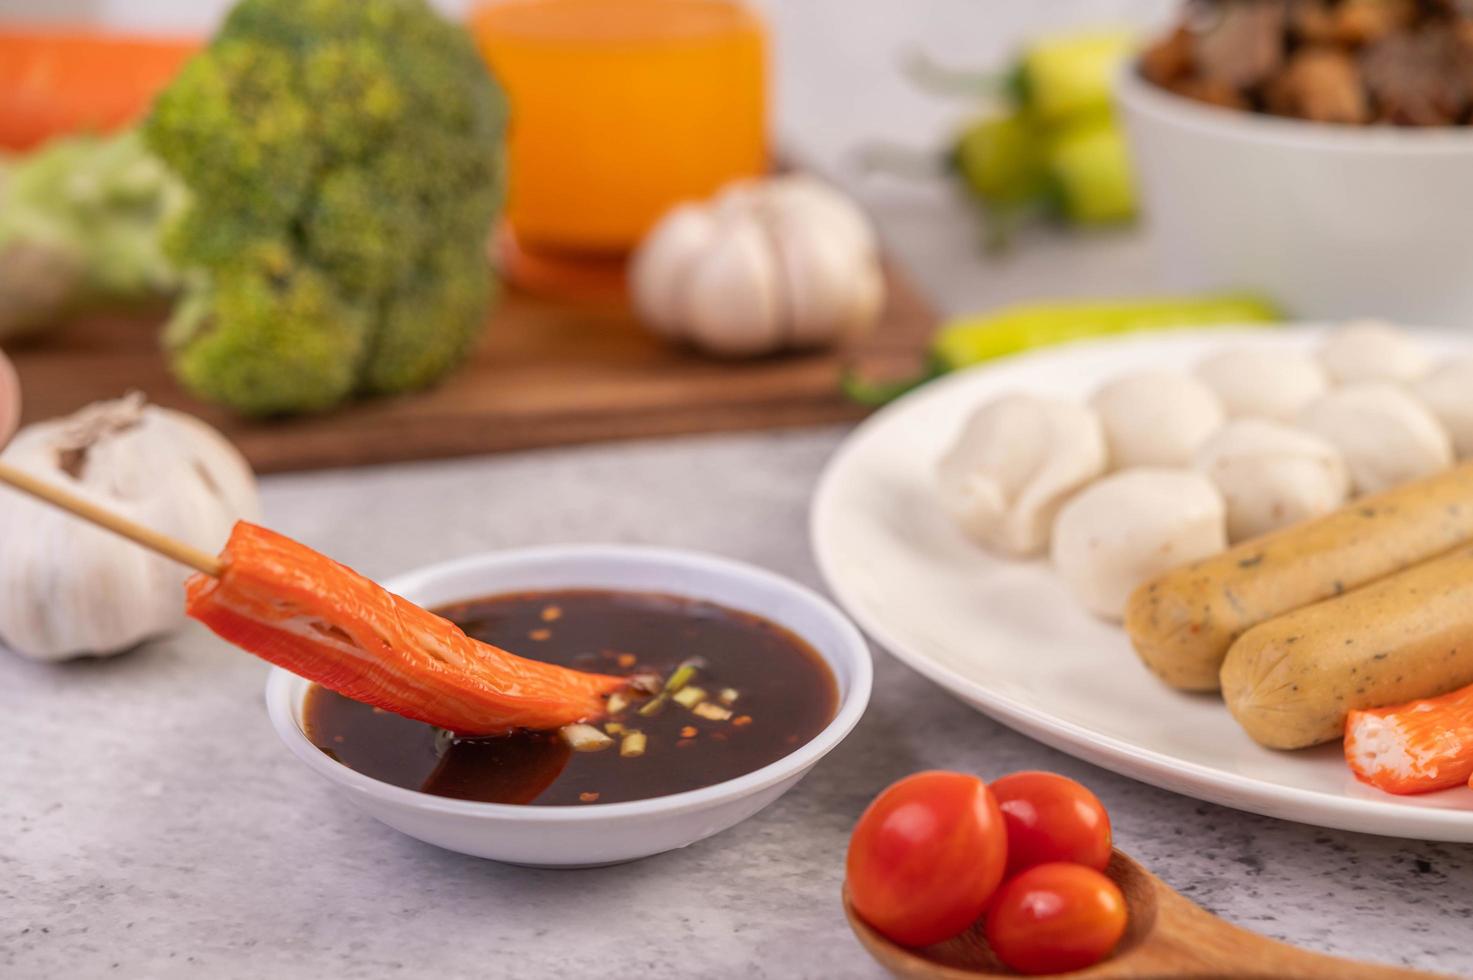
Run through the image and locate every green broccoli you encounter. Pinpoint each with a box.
[144,0,507,416]
[0,130,182,342]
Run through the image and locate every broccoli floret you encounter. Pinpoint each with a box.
[144,0,507,416]
[0,131,182,341]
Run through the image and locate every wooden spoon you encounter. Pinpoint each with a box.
[844,849,1446,979]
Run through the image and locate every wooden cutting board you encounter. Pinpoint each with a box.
[8,260,936,473]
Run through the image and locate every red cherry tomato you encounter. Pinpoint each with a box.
[985,862,1128,975]
[846,771,1009,947]
[991,771,1112,874]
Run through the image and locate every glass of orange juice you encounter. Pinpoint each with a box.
[471,0,768,295]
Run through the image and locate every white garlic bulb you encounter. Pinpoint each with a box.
[630,176,885,357]
[0,394,260,661]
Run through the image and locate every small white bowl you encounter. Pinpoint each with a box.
[1117,66,1473,326]
[265,544,872,866]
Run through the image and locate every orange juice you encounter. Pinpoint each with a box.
[472,0,768,259]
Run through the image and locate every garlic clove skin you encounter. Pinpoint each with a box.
[681,215,784,358]
[763,175,879,256]
[0,395,261,661]
[771,202,884,349]
[629,204,718,341]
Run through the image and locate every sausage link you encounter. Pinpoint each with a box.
[1220,546,1473,748]
[1124,463,1473,691]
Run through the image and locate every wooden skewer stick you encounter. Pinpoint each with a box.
[0,460,223,577]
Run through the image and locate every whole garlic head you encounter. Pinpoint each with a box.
[936,393,1107,557]
[0,394,261,661]
[630,176,885,357]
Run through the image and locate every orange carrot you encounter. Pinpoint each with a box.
[1344,682,1473,795]
[0,30,200,151]
[187,522,624,735]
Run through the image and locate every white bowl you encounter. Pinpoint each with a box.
[1117,67,1473,326]
[264,544,872,866]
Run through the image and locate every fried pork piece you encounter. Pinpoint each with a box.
[1362,25,1473,125]
[1267,46,1370,122]
[1193,1,1288,89]
[1291,0,1417,45]
[1140,0,1473,126]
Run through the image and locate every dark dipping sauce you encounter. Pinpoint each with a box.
[303,589,839,806]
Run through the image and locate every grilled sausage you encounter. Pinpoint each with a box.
[1124,462,1473,691]
[1220,546,1473,748]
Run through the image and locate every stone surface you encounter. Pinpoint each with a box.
[3,430,1471,979]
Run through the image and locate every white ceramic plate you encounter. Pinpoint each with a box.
[811,327,1473,842]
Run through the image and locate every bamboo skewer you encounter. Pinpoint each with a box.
[0,460,223,577]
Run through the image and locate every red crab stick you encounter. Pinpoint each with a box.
[186,522,625,735]
[1344,682,1473,795]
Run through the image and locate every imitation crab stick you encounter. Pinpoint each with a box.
[1344,682,1473,795]
[185,522,625,735]
[0,463,626,735]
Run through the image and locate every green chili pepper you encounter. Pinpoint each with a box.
[953,111,1050,206]
[1044,114,1136,225]
[844,294,1283,407]
[1016,30,1136,124]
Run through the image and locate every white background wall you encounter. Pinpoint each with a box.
[0,0,1173,170]
[0,0,1178,310]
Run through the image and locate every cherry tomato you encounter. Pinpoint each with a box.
[984,862,1127,975]
[991,771,1112,874]
[846,771,1009,947]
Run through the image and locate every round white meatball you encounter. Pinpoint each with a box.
[1195,347,1329,421]
[1091,370,1225,469]
[1050,468,1226,620]
[1195,419,1350,542]
[936,393,1107,557]
[1298,384,1452,494]
[1413,356,1473,459]
[1319,320,1430,384]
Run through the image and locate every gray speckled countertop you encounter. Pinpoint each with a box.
[4,431,1472,979]
[3,2,1473,977]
